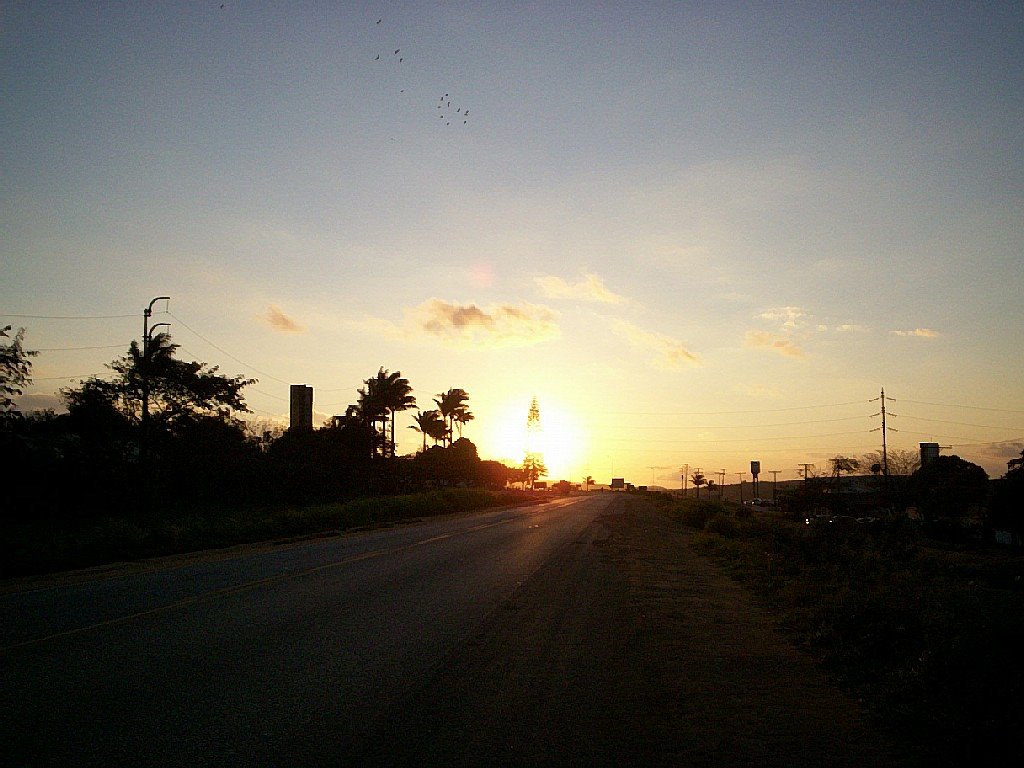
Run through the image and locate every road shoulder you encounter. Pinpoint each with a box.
[351,493,912,766]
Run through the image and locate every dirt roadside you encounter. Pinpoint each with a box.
[348,493,913,767]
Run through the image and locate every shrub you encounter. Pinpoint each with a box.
[704,514,738,538]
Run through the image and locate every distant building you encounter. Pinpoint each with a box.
[289,384,313,432]
[610,478,625,490]
[920,442,941,466]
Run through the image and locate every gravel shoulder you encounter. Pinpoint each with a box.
[348,493,912,767]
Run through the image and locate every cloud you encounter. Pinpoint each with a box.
[263,305,305,333]
[891,328,940,338]
[757,306,806,329]
[744,330,805,358]
[535,273,625,304]
[412,298,559,348]
[836,324,869,333]
[611,320,700,369]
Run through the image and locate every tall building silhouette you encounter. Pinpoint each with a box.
[290,384,313,432]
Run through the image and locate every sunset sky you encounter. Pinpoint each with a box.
[4,2,1023,485]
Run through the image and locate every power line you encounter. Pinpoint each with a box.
[1,313,137,320]
[602,430,870,444]
[593,415,871,430]
[900,415,1018,430]
[901,398,1024,414]
[168,312,291,386]
[587,400,868,416]
[35,344,125,352]
[32,373,103,381]
[898,429,1024,444]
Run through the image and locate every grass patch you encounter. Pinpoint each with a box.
[1,488,539,579]
[664,497,1024,767]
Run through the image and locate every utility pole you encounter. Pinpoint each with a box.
[870,387,897,479]
[870,388,898,504]
[734,472,744,504]
[797,463,814,510]
[681,464,688,497]
[140,296,170,462]
[719,469,726,501]
[769,469,781,503]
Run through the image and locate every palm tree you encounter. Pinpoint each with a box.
[409,408,444,453]
[357,377,386,458]
[434,388,471,446]
[452,406,474,440]
[361,368,416,458]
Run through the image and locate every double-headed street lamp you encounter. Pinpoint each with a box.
[140,297,169,461]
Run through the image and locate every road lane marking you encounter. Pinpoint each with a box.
[413,534,452,546]
[1,515,529,652]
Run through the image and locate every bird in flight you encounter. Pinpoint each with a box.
[376,18,382,24]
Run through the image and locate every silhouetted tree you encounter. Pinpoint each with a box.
[522,453,547,489]
[382,369,416,457]
[57,336,257,514]
[691,470,706,499]
[860,448,920,476]
[409,409,444,453]
[912,455,989,522]
[356,376,387,458]
[358,368,415,458]
[434,388,471,446]
[62,333,255,431]
[988,449,1024,537]
[1,326,37,420]
[413,438,481,487]
[478,459,513,490]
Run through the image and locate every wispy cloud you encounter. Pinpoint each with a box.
[263,305,305,333]
[891,328,940,338]
[748,305,811,358]
[535,273,625,304]
[836,324,869,333]
[757,306,806,329]
[611,320,700,369]
[744,330,805,358]
[411,298,559,348]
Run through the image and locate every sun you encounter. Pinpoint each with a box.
[484,396,585,482]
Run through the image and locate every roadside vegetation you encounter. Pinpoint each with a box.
[3,488,540,579]
[659,495,1024,767]
[1,328,543,579]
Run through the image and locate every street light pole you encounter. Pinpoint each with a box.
[140,297,169,462]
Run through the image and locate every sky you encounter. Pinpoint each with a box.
[3,1,1023,486]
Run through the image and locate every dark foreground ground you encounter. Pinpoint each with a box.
[347,494,910,767]
[2,493,912,766]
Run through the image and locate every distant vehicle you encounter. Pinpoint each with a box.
[745,498,774,507]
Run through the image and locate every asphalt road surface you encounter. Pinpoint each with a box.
[1,494,906,767]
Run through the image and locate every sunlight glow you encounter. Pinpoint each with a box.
[482,396,586,483]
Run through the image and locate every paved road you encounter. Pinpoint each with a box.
[0,494,619,767]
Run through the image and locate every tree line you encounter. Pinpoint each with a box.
[1,328,532,522]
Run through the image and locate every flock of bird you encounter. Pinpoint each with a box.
[373,17,470,128]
